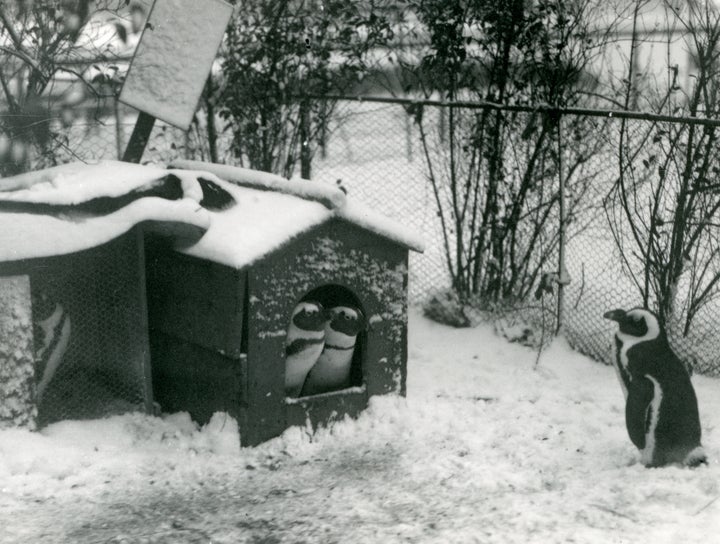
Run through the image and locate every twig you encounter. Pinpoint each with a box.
[435,393,497,403]
[573,262,586,310]
[694,495,719,516]
[591,503,638,522]
[534,291,547,370]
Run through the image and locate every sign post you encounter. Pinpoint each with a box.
[119,0,233,163]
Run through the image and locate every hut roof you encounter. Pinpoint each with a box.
[169,160,425,270]
[0,160,424,266]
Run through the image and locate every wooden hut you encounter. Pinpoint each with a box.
[146,161,424,446]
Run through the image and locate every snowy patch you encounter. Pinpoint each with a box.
[338,199,425,253]
[0,197,210,263]
[0,161,169,194]
[2,311,720,542]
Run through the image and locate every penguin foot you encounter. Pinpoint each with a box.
[684,447,708,468]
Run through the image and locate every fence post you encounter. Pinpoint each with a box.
[300,99,311,179]
[405,111,413,161]
[319,98,327,160]
[438,105,446,143]
[556,111,568,334]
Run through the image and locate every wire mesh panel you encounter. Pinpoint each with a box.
[28,230,151,426]
[563,114,720,376]
[313,100,449,302]
[20,93,720,377]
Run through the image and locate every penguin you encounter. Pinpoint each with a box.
[301,306,365,397]
[603,307,707,467]
[284,301,327,398]
[32,293,72,404]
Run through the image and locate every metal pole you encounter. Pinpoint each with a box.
[306,94,720,128]
[556,113,567,335]
[405,112,413,161]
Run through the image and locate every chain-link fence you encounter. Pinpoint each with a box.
[0,231,153,428]
[311,98,720,376]
[12,95,720,378]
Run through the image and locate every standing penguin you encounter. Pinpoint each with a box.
[603,307,706,467]
[284,301,327,398]
[301,306,364,397]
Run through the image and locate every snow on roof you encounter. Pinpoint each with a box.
[0,159,424,266]
[180,180,334,269]
[0,161,167,198]
[338,199,426,254]
[169,161,425,270]
[0,161,211,263]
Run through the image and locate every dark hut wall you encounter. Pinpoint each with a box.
[145,246,246,424]
[246,219,409,442]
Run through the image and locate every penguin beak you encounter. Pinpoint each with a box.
[603,309,626,322]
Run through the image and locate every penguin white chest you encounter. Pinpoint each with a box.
[284,301,327,398]
[302,331,357,395]
[639,375,663,466]
[301,306,364,397]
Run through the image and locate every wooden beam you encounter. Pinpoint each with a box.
[122,111,156,163]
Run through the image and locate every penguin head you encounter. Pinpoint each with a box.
[328,306,365,336]
[603,307,661,341]
[291,301,327,331]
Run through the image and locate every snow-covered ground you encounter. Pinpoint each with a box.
[2,309,719,543]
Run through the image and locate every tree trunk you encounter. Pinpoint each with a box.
[0,275,37,430]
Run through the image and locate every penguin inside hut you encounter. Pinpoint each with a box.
[284,301,327,398]
[302,305,365,397]
[603,307,707,468]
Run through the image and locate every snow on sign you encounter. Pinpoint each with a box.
[119,0,233,130]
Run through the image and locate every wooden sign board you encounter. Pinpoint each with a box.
[119,0,233,130]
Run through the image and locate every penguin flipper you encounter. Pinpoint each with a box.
[625,377,655,450]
